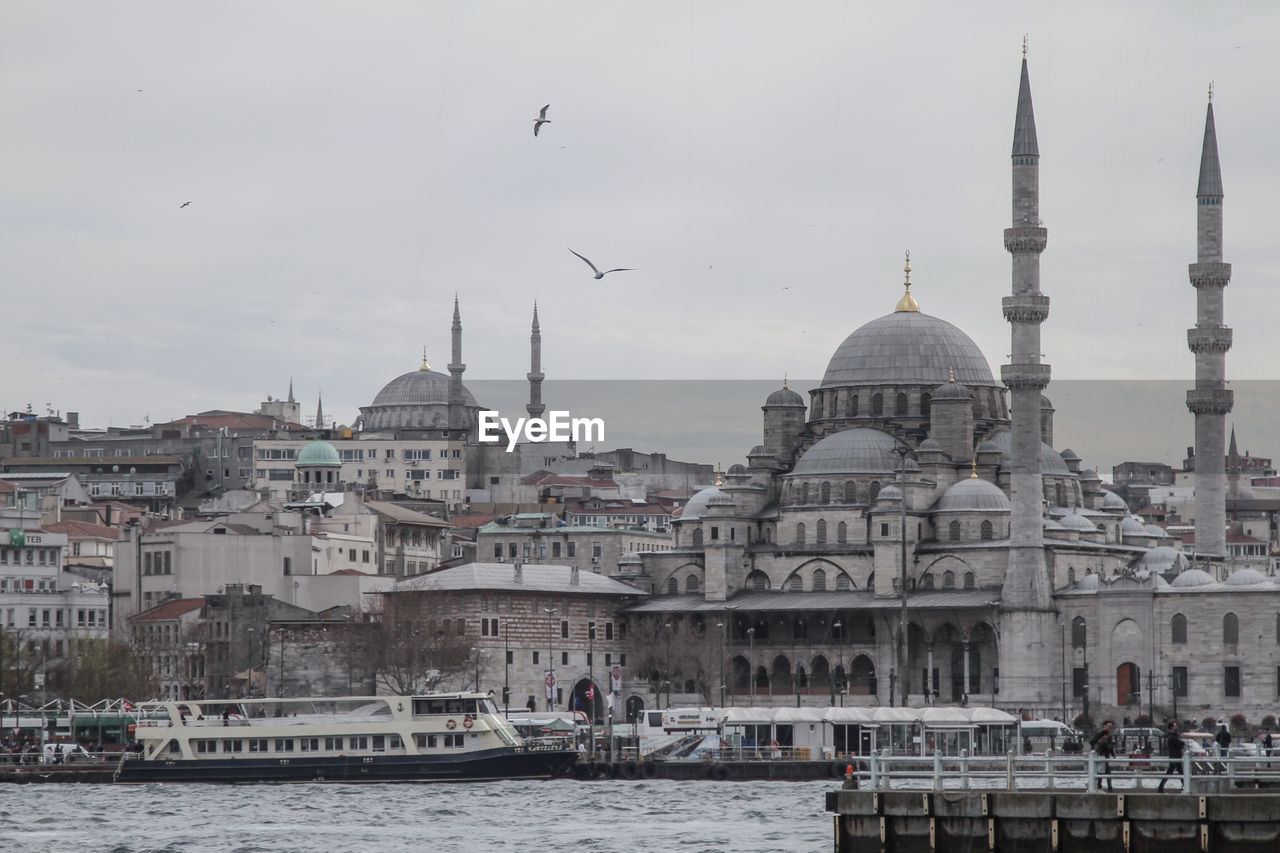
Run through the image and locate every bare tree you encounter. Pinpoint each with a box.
[51,638,159,703]
[624,615,720,705]
[361,615,473,695]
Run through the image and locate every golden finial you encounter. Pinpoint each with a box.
[783,373,788,390]
[1022,35,1028,58]
[1208,81,1214,103]
[419,348,431,371]
[971,458,979,479]
[895,250,920,312]
[949,366,955,383]
[715,464,724,487]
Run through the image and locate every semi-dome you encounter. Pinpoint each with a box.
[1101,491,1128,510]
[981,430,1072,475]
[360,367,479,431]
[678,486,729,521]
[1144,523,1166,536]
[936,477,1011,512]
[1137,546,1189,574]
[296,440,341,467]
[917,437,943,452]
[1225,568,1269,586]
[1059,512,1099,532]
[875,484,903,502]
[931,378,971,400]
[765,386,805,407]
[820,312,1001,389]
[1170,567,1215,588]
[1120,516,1148,536]
[726,463,748,475]
[792,428,919,475]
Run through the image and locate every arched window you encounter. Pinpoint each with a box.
[748,570,769,591]
[871,393,883,415]
[972,396,983,419]
[980,520,994,540]
[686,574,700,594]
[943,570,955,589]
[795,523,806,545]
[786,575,803,591]
[835,573,852,591]
[1071,616,1086,649]
[667,577,678,595]
[1055,483,1065,507]
[1067,566,1076,585]
[837,521,847,544]
[1171,613,1187,644]
[813,568,827,591]
[987,390,998,419]
[843,481,857,504]
[948,520,961,541]
[920,573,935,589]
[920,393,931,419]
[963,571,975,589]
[820,482,831,504]
[692,528,703,548]
[799,482,809,504]
[869,481,881,502]
[826,393,836,418]
[816,520,827,544]
[895,393,909,415]
[1223,612,1239,645]
[846,394,858,417]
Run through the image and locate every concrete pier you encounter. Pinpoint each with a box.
[826,788,1280,852]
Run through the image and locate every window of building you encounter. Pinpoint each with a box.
[691,528,703,548]
[532,651,539,664]
[812,568,827,591]
[1072,667,1087,698]
[843,482,856,504]
[871,393,883,416]
[837,521,847,544]
[819,482,831,504]
[920,573,935,589]
[880,523,889,537]
[980,520,993,540]
[686,574,699,593]
[1172,614,1187,644]
[948,520,961,541]
[1225,665,1241,698]
[561,651,568,666]
[561,620,569,639]
[1224,612,1239,646]
[795,523,805,544]
[667,577,678,594]
[1071,616,1086,650]
[963,572,975,589]
[552,542,561,558]
[567,542,577,558]
[895,392,908,416]
[835,573,851,591]
[816,520,827,544]
[942,570,955,589]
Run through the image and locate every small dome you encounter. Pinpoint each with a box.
[1138,546,1189,574]
[748,444,769,457]
[1043,518,1066,530]
[976,439,1001,453]
[296,440,341,467]
[765,386,806,407]
[1076,573,1101,590]
[726,463,747,476]
[792,428,918,476]
[1225,568,1269,586]
[1059,448,1080,462]
[981,430,1071,474]
[875,484,903,502]
[931,380,971,401]
[917,437,942,452]
[1081,469,1101,482]
[1101,491,1128,510]
[679,487,728,521]
[936,477,1011,512]
[1121,516,1148,536]
[1040,394,1054,410]
[1059,512,1099,532]
[1144,524,1166,536]
[1170,567,1215,588]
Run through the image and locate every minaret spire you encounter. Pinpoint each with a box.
[998,46,1054,707]
[448,295,467,433]
[287,377,295,404]
[315,392,325,431]
[1186,89,1232,557]
[527,302,546,420]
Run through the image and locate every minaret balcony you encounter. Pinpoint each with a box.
[527,372,545,382]
[448,362,466,374]
[1003,226,1047,254]
[1189,262,1232,289]
[1186,326,1233,353]
[1186,388,1234,415]
[1000,363,1052,390]
[1002,295,1050,324]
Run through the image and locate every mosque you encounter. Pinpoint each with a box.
[627,56,1280,725]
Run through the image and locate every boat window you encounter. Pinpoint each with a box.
[647,711,663,728]
[478,698,498,715]
[461,699,478,714]
[299,738,319,752]
[413,699,447,715]
[445,699,465,714]
[274,738,294,752]
[414,733,438,749]
[166,740,180,754]
[325,737,343,750]
[372,735,385,752]
[248,739,268,752]
[389,735,403,750]
[222,740,243,753]
[444,734,465,748]
[349,736,368,750]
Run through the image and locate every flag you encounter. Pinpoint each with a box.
[586,684,595,700]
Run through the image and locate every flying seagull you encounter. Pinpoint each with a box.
[179,201,191,208]
[533,104,550,137]
[569,249,632,279]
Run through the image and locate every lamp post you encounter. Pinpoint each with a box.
[663,623,673,710]
[278,627,286,698]
[747,627,756,703]
[894,442,910,708]
[545,607,557,711]
[588,622,596,758]
[502,622,510,717]
[411,629,421,694]
[716,622,726,708]
[832,620,843,707]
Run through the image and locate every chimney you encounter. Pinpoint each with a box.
[570,565,580,585]
[513,561,523,584]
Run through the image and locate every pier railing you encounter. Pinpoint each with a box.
[853,749,1280,794]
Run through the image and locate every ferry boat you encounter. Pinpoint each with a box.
[114,693,576,784]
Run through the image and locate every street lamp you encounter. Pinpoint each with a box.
[502,621,510,717]
[747,627,756,703]
[411,629,421,694]
[832,620,843,707]
[716,623,726,708]
[893,441,910,708]
[663,623,673,710]
[545,607,557,711]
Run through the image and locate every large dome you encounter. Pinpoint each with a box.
[820,312,1000,389]
[792,428,919,475]
[360,367,479,431]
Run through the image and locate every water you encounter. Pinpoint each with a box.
[0,779,836,852]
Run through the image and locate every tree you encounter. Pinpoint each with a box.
[623,615,720,705]
[50,638,159,703]
[360,615,473,695]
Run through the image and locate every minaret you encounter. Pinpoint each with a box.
[448,296,466,433]
[998,44,1054,706]
[1227,425,1241,512]
[287,378,295,404]
[315,392,325,431]
[526,303,546,420]
[1187,85,1232,557]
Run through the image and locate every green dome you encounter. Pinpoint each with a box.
[296,440,341,468]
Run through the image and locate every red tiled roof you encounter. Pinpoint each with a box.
[331,568,371,576]
[133,597,205,621]
[159,411,306,430]
[45,519,120,540]
[448,513,501,529]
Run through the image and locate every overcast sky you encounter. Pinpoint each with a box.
[2,3,1276,475]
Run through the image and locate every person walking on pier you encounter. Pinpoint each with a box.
[1157,720,1184,792]
[1090,721,1115,792]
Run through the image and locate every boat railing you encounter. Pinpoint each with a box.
[524,736,574,752]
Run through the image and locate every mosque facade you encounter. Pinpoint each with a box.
[628,57,1280,725]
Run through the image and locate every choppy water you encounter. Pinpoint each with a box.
[0,779,836,852]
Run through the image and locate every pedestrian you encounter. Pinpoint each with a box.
[1157,720,1184,792]
[526,696,536,713]
[1263,730,1273,757]
[1090,721,1115,792]
[1215,722,1232,756]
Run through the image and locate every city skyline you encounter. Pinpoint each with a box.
[3,4,1277,477]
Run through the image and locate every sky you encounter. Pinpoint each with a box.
[3,2,1278,477]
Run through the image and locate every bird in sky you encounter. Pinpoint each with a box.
[533,104,550,137]
[569,249,633,279]
[179,201,191,208]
